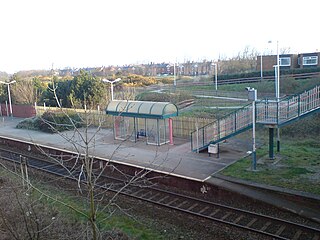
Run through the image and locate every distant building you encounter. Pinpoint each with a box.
[257,52,320,71]
[257,54,298,71]
[298,52,320,68]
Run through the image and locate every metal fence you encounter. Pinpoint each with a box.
[35,106,213,139]
[191,104,252,151]
[191,85,320,152]
[256,85,320,125]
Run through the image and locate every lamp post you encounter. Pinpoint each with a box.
[102,78,121,101]
[260,54,263,81]
[274,41,280,152]
[261,41,273,81]
[276,40,281,152]
[0,80,16,117]
[173,62,176,88]
[269,40,281,153]
[246,87,257,170]
[212,63,218,91]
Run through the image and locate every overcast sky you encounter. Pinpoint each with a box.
[0,0,319,73]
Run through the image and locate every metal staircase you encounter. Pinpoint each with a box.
[191,85,320,152]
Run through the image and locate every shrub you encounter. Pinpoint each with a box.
[16,117,41,130]
[39,111,83,133]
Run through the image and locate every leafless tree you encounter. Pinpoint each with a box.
[219,45,259,74]
[26,80,176,239]
[11,79,36,104]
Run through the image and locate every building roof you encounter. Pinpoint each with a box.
[106,100,178,119]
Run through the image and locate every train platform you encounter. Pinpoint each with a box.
[1,117,319,223]
[0,117,250,181]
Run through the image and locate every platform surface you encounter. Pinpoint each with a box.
[0,117,250,181]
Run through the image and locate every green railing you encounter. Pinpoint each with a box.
[191,104,253,152]
[191,85,320,152]
[256,85,320,125]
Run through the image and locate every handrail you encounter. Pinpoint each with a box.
[191,85,320,152]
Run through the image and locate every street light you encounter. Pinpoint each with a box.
[260,53,263,81]
[173,62,176,88]
[0,80,16,117]
[102,78,121,101]
[276,40,281,152]
[271,40,281,152]
[245,87,257,170]
[261,41,273,81]
[212,63,218,91]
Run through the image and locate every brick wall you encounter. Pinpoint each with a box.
[0,104,36,118]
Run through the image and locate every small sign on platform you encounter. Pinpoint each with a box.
[208,144,219,158]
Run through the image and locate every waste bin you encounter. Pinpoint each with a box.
[208,144,218,154]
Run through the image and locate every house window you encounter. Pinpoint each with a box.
[303,56,318,65]
[279,57,291,66]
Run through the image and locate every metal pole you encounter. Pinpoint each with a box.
[110,82,114,101]
[215,63,218,91]
[5,101,8,117]
[260,54,263,81]
[276,41,280,100]
[269,128,274,159]
[276,40,280,152]
[7,84,13,117]
[173,63,176,87]
[252,99,256,170]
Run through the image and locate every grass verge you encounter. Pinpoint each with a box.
[0,167,166,239]
[220,137,320,195]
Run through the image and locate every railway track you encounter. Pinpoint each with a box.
[1,147,320,240]
[175,71,320,87]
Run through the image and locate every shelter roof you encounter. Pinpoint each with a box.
[106,100,178,119]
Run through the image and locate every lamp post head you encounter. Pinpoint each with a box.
[0,80,16,85]
[102,78,121,84]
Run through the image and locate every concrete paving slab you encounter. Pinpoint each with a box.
[0,117,250,181]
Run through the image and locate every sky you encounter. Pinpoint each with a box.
[0,0,319,73]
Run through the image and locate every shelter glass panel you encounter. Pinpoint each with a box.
[158,119,169,145]
[146,118,158,145]
[113,116,135,141]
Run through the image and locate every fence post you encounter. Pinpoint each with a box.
[298,94,301,116]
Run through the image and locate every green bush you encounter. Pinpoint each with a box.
[16,117,41,130]
[39,111,83,133]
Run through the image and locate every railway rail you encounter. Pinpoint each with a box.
[175,71,320,88]
[1,146,320,240]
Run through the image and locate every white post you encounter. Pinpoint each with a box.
[276,40,280,100]
[276,41,280,152]
[195,122,199,153]
[7,84,13,117]
[215,63,217,91]
[260,54,263,81]
[173,62,176,87]
[212,63,218,91]
[5,101,8,117]
[0,80,16,117]
[34,102,37,116]
[252,99,256,170]
[110,82,114,101]
[246,87,257,170]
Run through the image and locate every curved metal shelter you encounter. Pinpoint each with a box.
[106,100,178,146]
[106,100,178,119]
